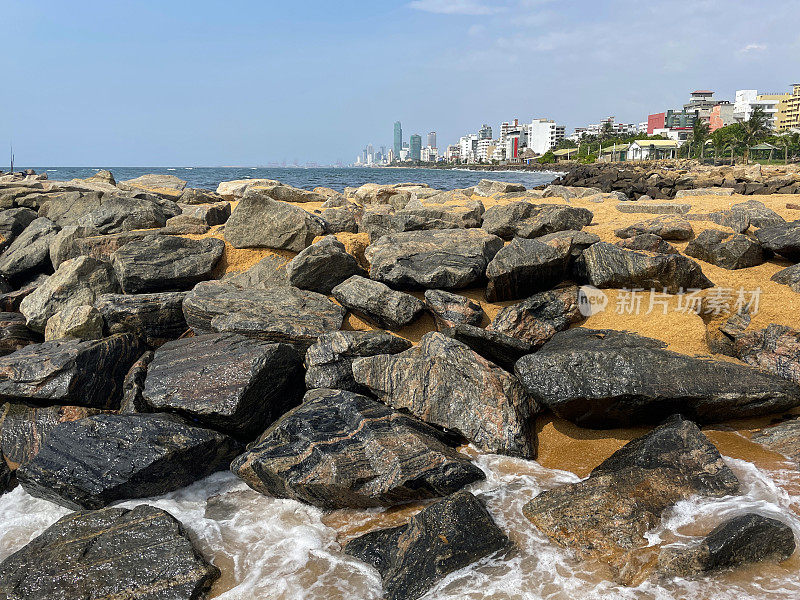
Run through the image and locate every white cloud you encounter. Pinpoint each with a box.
[408,0,501,16]
[739,42,767,53]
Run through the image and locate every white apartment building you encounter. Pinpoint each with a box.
[734,90,781,130]
[459,134,478,163]
[569,116,637,141]
[445,144,460,161]
[421,146,438,162]
[476,138,495,162]
[527,118,565,155]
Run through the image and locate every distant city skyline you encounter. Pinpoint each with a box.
[2,0,797,166]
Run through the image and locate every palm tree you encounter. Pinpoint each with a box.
[737,106,771,164]
[691,119,710,160]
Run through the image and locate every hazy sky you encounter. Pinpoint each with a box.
[1,0,797,166]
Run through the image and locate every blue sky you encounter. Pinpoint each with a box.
[1,0,797,166]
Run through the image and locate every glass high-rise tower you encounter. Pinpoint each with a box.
[409,134,422,162]
[393,121,403,159]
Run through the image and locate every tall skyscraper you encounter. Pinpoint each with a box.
[394,121,403,158]
[479,124,493,140]
[410,134,422,161]
[427,131,437,149]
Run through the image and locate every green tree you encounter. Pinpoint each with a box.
[776,132,800,164]
[736,105,771,164]
[691,119,710,160]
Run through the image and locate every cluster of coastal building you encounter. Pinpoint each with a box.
[354,82,800,166]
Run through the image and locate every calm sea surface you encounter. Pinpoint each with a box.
[29,166,561,192]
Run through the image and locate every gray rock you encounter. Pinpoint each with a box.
[44,305,104,341]
[178,187,225,204]
[242,182,327,204]
[443,323,533,371]
[754,220,800,261]
[675,187,735,198]
[535,229,601,257]
[305,330,413,392]
[321,206,360,233]
[178,200,231,225]
[143,333,304,439]
[55,230,150,265]
[225,195,325,251]
[352,332,538,458]
[286,236,365,294]
[38,191,103,226]
[731,199,786,229]
[331,275,425,330]
[616,202,691,214]
[366,229,504,290]
[614,215,694,241]
[222,254,291,289]
[232,389,484,510]
[734,324,800,384]
[475,179,526,196]
[20,256,120,332]
[345,491,509,600]
[771,263,800,293]
[515,328,800,427]
[17,412,240,509]
[183,281,345,346]
[488,285,582,346]
[576,242,713,293]
[119,351,153,414]
[0,217,58,282]
[161,214,209,235]
[543,184,602,200]
[48,225,94,269]
[0,207,37,247]
[485,238,572,302]
[95,292,188,347]
[111,234,224,293]
[685,229,765,270]
[615,233,678,254]
[424,289,485,331]
[0,504,220,600]
[481,202,593,240]
[77,194,168,233]
[119,173,187,196]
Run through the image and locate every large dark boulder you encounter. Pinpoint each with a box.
[0,207,37,247]
[488,285,582,346]
[225,195,325,251]
[95,291,188,347]
[37,191,102,226]
[143,333,304,439]
[231,389,484,509]
[485,238,571,302]
[352,332,537,458]
[481,202,592,239]
[345,491,510,600]
[111,235,224,293]
[684,229,764,270]
[331,275,425,330]
[523,415,739,584]
[183,281,345,346]
[772,263,800,293]
[0,504,220,599]
[731,199,786,229]
[515,328,800,428]
[305,330,412,392]
[443,323,533,371]
[615,233,678,254]
[575,242,713,293]
[19,256,120,333]
[754,220,800,261]
[614,215,694,240]
[735,324,800,384]
[17,412,241,509]
[657,513,795,578]
[0,402,103,469]
[424,288,484,331]
[366,229,503,290]
[77,194,169,233]
[0,217,58,283]
[0,333,141,409]
[285,235,365,294]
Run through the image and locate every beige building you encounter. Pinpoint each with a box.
[759,84,800,131]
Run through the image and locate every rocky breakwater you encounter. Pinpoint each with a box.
[552,160,800,199]
[1,170,800,599]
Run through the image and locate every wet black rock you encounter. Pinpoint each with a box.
[0,333,141,409]
[331,275,425,330]
[95,291,188,347]
[485,238,572,302]
[0,504,220,599]
[305,330,412,392]
[17,412,241,509]
[685,229,764,270]
[754,220,800,261]
[285,235,365,294]
[183,281,345,346]
[488,285,582,347]
[231,389,484,509]
[515,328,800,428]
[353,332,537,458]
[111,234,224,293]
[424,288,485,331]
[345,491,510,600]
[657,513,795,578]
[575,242,714,293]
[366,229,504,290]
[143,333,304,439]
[443,323,533,371]
[119,350,154,413]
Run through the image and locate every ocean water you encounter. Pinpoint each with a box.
[29,166,561,192]
[2,444,799,600]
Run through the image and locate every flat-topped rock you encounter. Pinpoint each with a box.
[231,388,484,509]
[0,505,220,600]
[143,333,304,439]
[183,281,345,346]
[95,291,188,347]
[225,195,325,251]
[17,412,241,509]
[481,202,593,240]
[77,194,171,233]
[675,187,735,198]
[685,229,765,270]
[353,332,537,458]
[615,233,678,254]
[111,234,224,294]
[331,275,425,330]
[614,215,694,241]
[366,228,503,290]
[616,201,691,214]
[475,179,526,196]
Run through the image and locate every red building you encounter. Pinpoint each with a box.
[647,112,666,134]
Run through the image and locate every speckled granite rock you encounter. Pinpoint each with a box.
[43,305,104,341]
[95,292,188,347]
[614,215,694,241]
[487,285,582,347]
[423,289,485,331]
[685,229,764,270]
[285,235,365,294]
[331,275,425,330]
[484,237,572,302]
[0,504,220,599]
[735,324,800,384]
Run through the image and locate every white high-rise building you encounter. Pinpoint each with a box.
[527,119,565,155]
[421,146,439,162]
[459,134,478,163]
[734,90,781,130]
[476,138,495,162]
